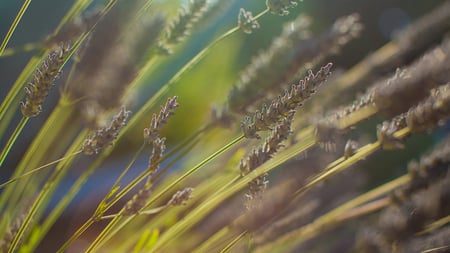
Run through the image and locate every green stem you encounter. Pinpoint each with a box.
[193,227,231,253]
[0,0,32,55]
[87,135,245,252]
[0,151,81,189]
[94,144,146,218]
[0,117,28,167]
[148,135,316,252]
[220,231,247,253]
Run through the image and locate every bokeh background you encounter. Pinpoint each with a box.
[0,0,447,251]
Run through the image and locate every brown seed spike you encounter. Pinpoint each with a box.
[82,107,131,155]
[20,43,71,118]
[144,96,179,144]
[167,188,194,206]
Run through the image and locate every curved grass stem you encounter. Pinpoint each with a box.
[220,231,247,253]
[0,117,28,167]
[0,151,81,189]
[0,0,32,55]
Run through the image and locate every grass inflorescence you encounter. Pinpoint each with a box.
[0,0,450,252]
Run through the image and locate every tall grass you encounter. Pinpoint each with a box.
[1,0,450,252]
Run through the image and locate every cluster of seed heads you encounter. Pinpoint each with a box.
[144,96,179,144]
[158,0,208,54]
[238,8,260,34]
[372,41,450,117]
[82,107,131,155]
[241,115,293,209]
[358,174,450,252]
[167,188,194,206]
[123,184,152,216]
[123,97,179,215]
[266,0,299,16]
[21,43,71,118]
[405,83,450,133]
[147,137,166,175]
[395,135,450,200]
[241,63,332,139]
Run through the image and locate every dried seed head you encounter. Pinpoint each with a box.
[344,140,359,159]
[45,9,102,48]
[359,173,450,251]
[228,14,313,113]
[167,188,194,206]
[320,13,363,54]
[210,105,235,128]
[0,212,27,252]
[405,226,450,253]
[144,96,179,144]
[376,114,407,150]
[395,1,450,53]
[123,184,152,216]
[238,8,260,34]
[82,107,131,155]
[395,134,450,199]
[158,0,208,54]
[147,137,166,175]
[266,0,299,16]
[21,43,71,118]
[405,83,450,133]
[241,63,332,139]
[229,14,360,114]
[314,91,374,143]
[372,40,450,117]
[240,115,293,209]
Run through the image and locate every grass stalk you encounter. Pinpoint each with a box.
[220,231,247,253]
[0,117,28,167]
[0,0,32,55]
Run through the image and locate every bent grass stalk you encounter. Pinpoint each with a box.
[193,227,231,253]
[0,117,28,167]
[220,231,248,253]
[0,151,81,189]
[0,0,32,55]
